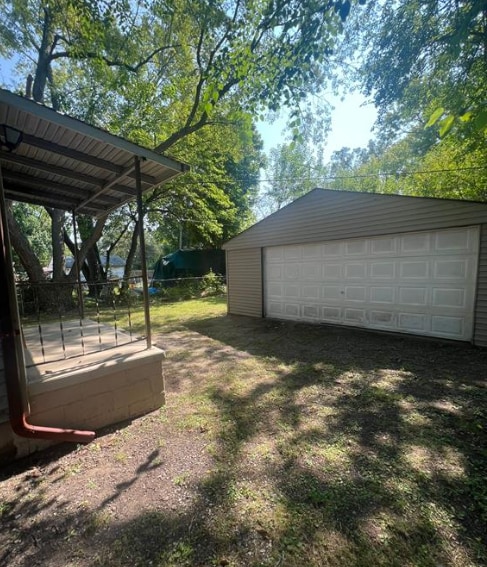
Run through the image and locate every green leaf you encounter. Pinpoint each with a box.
[425,107,444,128]
[439,114,455,138]
[473,110,487,132]
[459,111,473,122]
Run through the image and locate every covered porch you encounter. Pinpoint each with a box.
[0,88,189,462]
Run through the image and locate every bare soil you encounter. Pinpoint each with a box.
[1,307,486,567]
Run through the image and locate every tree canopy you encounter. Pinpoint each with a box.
[0,0,361,285]
[348,0,487,143]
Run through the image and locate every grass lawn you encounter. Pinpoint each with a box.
[1,296,486,567]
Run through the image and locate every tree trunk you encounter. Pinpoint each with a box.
[32,6,54,104]
[6,201,45,283]
[122,219,140,289]
[50,209,65,281]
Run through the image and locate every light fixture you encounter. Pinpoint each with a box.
[0,124,23,152]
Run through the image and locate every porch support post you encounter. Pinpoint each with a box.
[134,156,152,349]
[0,162,29,410]
[71,209,85,319]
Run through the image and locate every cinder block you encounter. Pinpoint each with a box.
[128,396,163,418]
[30,406,66,428]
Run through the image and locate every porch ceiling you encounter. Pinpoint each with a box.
[0,89,189,216]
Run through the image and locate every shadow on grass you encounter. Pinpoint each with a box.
[181,315,487,565]
[1,314,486,566]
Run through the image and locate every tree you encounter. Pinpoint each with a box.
[321,134,487,201]
[349,0,487,143]
[260,141,325,215]
[1,0,360,289]
[9,203,51,273]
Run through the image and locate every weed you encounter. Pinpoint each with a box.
[115,452,128,464]
[84,510,111,536]
[63,464,82,478]
[173,472,190,486]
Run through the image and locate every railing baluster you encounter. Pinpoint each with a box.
[95,290,102,351]
[59,310,67,360]
[35,285,46,364]
[126,288,134,342]
[112,293,118,346]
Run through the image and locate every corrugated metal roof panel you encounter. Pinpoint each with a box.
[0,89,189,216]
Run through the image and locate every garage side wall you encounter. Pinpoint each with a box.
[226,248,262,317]
[474,224,487,346]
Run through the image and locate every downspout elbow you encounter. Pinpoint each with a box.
[10,411,95,444]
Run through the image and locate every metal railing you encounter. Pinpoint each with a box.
[16,278,146,367]
[16,274,226,367]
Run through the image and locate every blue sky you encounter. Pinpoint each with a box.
[257,91,377,161]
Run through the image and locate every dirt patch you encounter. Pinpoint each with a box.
[1,309,486,567]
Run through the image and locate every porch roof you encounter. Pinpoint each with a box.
[0,89,189,216]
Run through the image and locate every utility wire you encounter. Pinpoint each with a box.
[172,164,487,185]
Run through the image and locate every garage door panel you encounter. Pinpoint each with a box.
[284,246,301,260]
[370,311,395,326]
[345,286,366,302]
[435,229,471,251]
[399,261,429,279]
[323,263,342,279]
[345,240,367,255]
[302,263,321,280]
[370,261,395,279]
[432,288,466,308]
[432,315,464,336]
[434,258,467,279]
[284,284,299,298]
[345,263,366,278]
[398,313,426,332]
[323,306,341,320]
[264,227,480,341]
[303,304,320,319]
[371,236,397,254]
[302,244,322,259]
[323,242,343,256]
[398,287,428,306]
[284,264,299,280]
[370,287,395,303]
[401,232,431,253]
[302,285,319,299]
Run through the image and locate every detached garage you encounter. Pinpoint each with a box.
[223,189,487,346]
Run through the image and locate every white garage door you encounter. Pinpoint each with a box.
[264,226,480,341]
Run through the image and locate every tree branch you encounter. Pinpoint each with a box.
[50,43,180,73]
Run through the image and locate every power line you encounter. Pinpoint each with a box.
[171,164,487,185]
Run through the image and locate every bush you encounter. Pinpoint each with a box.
[200,270,226,296]
[150,271,226,302]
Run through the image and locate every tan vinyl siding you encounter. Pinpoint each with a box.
[224,190,487,251]
[226,248,262,317]
[474,224,487,346]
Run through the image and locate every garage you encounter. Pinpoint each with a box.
[264,227,479,341]
[223,189,487,345]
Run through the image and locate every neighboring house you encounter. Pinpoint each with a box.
[45,255,127,280]
[0,88,189,462]
[223,188,487,346]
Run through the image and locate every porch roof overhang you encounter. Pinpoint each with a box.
[0,88,189,216]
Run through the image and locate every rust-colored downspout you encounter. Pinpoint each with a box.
[0,163,95,444]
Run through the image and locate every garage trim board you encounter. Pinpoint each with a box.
[264,226,480,341]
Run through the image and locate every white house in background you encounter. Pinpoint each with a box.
[45,254,127,280]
